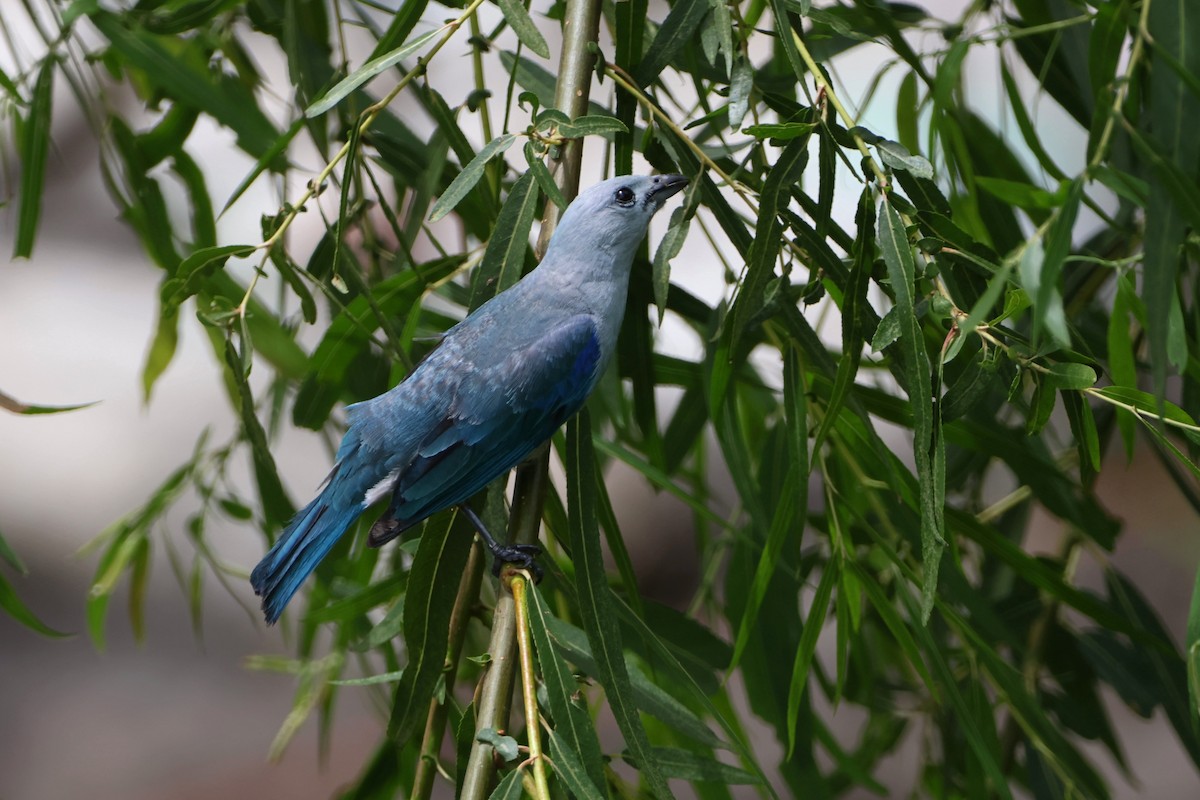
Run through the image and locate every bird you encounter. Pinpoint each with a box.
[251,173,689,623]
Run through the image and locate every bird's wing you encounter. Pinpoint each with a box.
[386,313,601,526]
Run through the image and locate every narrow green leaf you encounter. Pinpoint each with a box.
[556,114,629,137]
[0,388,97,416]
[0,529,25,573]
[220,117,303,216]
[742,122,817,140]
[496,0,549,59]
[769,0,806,79]
[975,176,1067,212]
[545,586,721,749]
[487,767,525,799]
[470,171,540,309]
[729,463,798,673]
[429,134,516,222]
[142,305,179,403]
[730,136,810,346]
[13,55,54,258]
[523,142,567,211]
[876,139,933,179]
[386,510,472,742]
[528,584,606,790]
[306,27,443,117]
[1143,0,1200,396]
[625,746,762,784]
[1043,362,1097,391]
[651,182,696,323]
[546,731,606,800]
[878,197,943,621]
[91,12,280,157]
[565,412,673,798]
[727,57,753,129]
[331,670,405,687]
[163,244,257,310]
[786,559,838,757]
[816,189,874,451]
[366,0,429,60]
[1064,389,1101,475]
[223,340,294,527]
[632,0,711,85]
[0,572,70,637]
[1035,179,1083,346]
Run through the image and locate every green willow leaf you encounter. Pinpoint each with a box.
[471,171,540,309]
[0,572,70,637]
[727,57,753,129]
[876,139,933,179]
[91,12,279,157]
[429,134,516,222]
[142,304,179,403]
[742,122,817,140]
[306,26,443,117]
[1142,0,1200,396]
[878,196,943,622]
[0,388,97,416]
[386,511,473,742]
[785,559,838,757]
[625,747,762,784]
[556,114,629,137]
[162,244,257,312]
[565,413,672,797]
[524,142,567,210]
[487,766,525,800]
[546,732,605,800]
[730,135,810,347]
[223,340,293,528]
[496,0,549,59]
[632,0,711,85]
[13,55,54,258]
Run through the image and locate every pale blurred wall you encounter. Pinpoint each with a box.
[2,2,1198,798]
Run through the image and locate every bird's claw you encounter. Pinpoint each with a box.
[490,543,544,582]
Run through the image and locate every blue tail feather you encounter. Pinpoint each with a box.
[250,477,366,624]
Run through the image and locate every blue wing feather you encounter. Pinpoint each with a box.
[379,314,601,533]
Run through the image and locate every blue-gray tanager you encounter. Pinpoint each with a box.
[251,173,688,622]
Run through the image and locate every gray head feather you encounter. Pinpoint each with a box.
[541,174,688,269]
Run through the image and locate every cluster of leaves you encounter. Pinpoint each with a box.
[5,0,1200,797]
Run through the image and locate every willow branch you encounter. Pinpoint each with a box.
[510,574,551,799]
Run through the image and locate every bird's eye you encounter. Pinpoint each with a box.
[614,187,636,206]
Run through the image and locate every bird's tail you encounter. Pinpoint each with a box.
[250,466,366,624]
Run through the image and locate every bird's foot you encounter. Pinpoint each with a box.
[489,542,544,582]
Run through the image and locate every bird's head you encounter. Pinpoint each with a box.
[548,173,689,261]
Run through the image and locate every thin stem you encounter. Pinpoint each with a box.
[510,574,551,800]
[1087,0,1152,172]
[788,31,889,186]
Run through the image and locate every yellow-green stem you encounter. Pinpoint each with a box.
[510,575,551,800]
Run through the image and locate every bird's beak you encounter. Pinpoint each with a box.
[648,174,689,203]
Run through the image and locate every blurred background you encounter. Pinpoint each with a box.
[2,1,1199,797]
